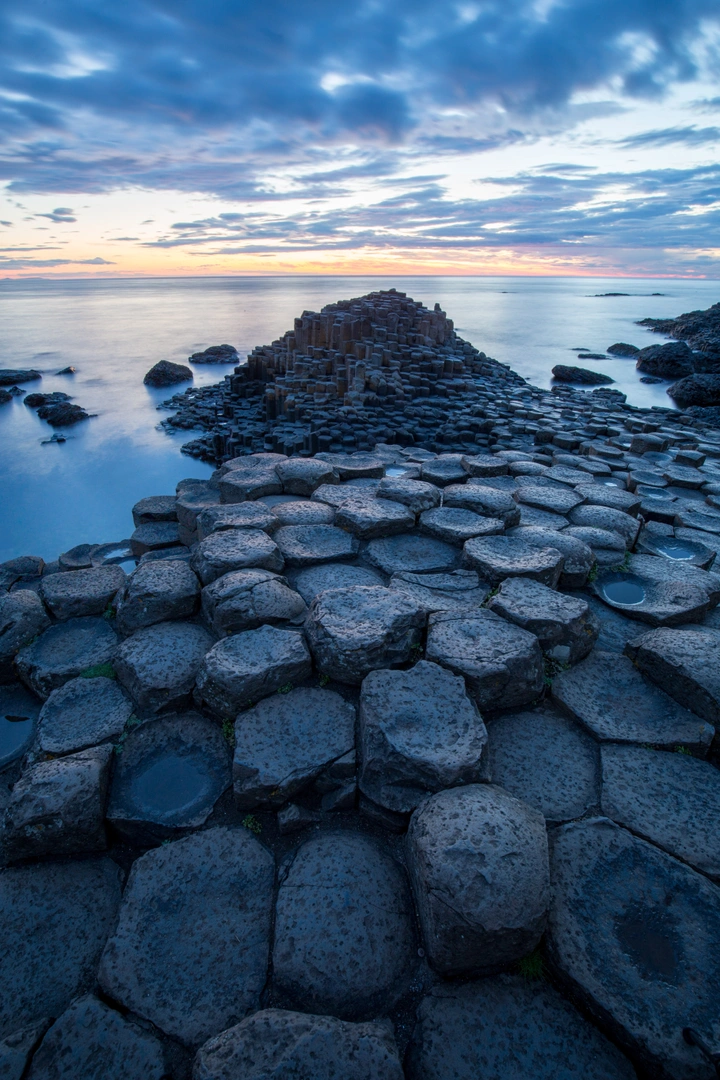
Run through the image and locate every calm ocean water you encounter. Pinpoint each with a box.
[1,274,718,563]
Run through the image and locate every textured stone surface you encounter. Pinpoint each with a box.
[624,626,720,724]
[419,506,504,545]
[99,827,274,1045]
[269,499,335,527]
[195,625,312,714]
[444,483,521,526]
[552,651,714,749]
[0,591,50,683]
[218,465,282,503]
[377,476,441,514]
[408,785,550,975]
[196,502,278,539]
[114,621,213,715]
[201,568,306,635]
[389,569,490,613]
[489,577,599,663]
[273,524,359,565]
[0,858,121,1039]
[305,585,426,684]
[40,566,126,621]
[407,976,636,1080]
[233,687,355,807]
[335,498,415,539]
[509,526,595,587]
[193,1010,405,1080]
[290,563,385,605]
[0,1019,50,1080]
[601,743,720,879]
[115,559,199,633]
[487,705,599,823]
[27,995,166,1080]
[568,504,640,545]
[15,618,118,700]
[548,818,720,1080]
[2,745,112,860]
[358,661,488,813]
[130,521,182,557]
[132,493,177,526]
[107,712,231,843]
[366,534,459,576]
[462,535,564,587]
[425,609,544,710]
[37,676,132,755]
[273,831,414,1017]
[192,529,283,585]
[516,483,584,515]
[593,555,720,626]
[276,457,339,495]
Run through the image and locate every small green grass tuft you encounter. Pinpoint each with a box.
[543,655,570,688]
[517,949,545,981]
[675,745,692,756]
[242,814,262,835]
[79,662,116,680]
[221,719,235,747]
[102,602,116,622]
[482,585,500,607]
[277,683,293,694]
[587,564,599,584]
[318,673,330,687]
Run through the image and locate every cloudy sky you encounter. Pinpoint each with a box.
[1,0,719,277]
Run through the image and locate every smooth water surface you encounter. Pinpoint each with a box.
[1,275,718,562]
[651,538,702,561]
[0,684,41,767]
[602,579,646,606]
[130,753,214,822]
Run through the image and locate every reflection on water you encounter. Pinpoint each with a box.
[602,578,646,605]
[130,753,213,822]
[652,538,702,561]
[1,274,718,562]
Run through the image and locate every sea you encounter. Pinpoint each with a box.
[0,275,718,563]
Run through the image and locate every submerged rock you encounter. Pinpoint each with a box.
[0,369,41,386]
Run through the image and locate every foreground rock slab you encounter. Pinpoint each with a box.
[195,625,311,714]
[407,976,635,1080]
[462,535,564,587]
[99,827,274,1045]
[272,831,414,1017]
[0,1019,50,1080]
[273,523,359,565]
[407,785,549,975]
[389,569,490,613]
[358,661,487,813]
[0,591,51,682]
[40,566,125,621]
[16,617,118,699]
[366,534,459,576]
[548,818,720,1080]
[488,577,599,663]
[192,528,283,584]
[115,559,199,633]
[0,858,121,1039]
[201,568,306,635]
[193,1009,404,1080]
[37,675,132,755]
[0,683,41,768]
[290,563,384,604]
[624,626,720,725]
[593,555,720,627]
[114,621,213,715]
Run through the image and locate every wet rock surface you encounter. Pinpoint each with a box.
[114,621,213,715]
[36,675,132,755]
[15,617,118,699]
[201,568,306,634]
[196,624,311,713]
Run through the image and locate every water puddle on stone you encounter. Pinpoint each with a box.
[615,910,680,982]
[599,479,625,488]
[0,712,35,768]
[601,578,646,606]
[129,753,213,823]
[385,465,412,478]
[637,486,673,500]
[652,539,701,561]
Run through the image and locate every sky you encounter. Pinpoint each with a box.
[0,0,719,278]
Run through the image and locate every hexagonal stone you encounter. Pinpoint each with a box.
[114,621,214,715]
[192,529,283,585]
[290,563,385,605]
[0,858,121,1039]
[270,500,335,527]
[637,530,716,569]
[233,688,355,808]
[565,525,626,567]
[407,976,636,1080]
[486,705,599,824]
[201,569,306,635]
[0,684,41,769]
[516,483,584,515]
[130,521,182,557]
[312,482,378,509]
[218,465,282,503]
[426,610,544,710]
[195,626,312,714]
[389,569,490,613]
[305,586,426,685]
[581,592,640,653]
[575,484,642,515]
[376,476,441,514]
[517,504,569,530]
[407,785,549,975]
[2,745,112,860]
[0,591,50,682]
[316,451,385,480]
[358,661,487,813]
[15,618,118,700]
[26,995,166,1080]
[99,827,274,1045]
[335,499,415,539]
[114,559,199,634]
[132,494,177,526]
[275,457,339,494]
[273,524,359,565]
[462,535,564,587]
[552,651,714,749]
[624,626,720,724]
[193,1009,404,1080]
[443,484,521,527]
[419,506,504,545]
[175,480,221,532]
[509,526,594,588]
[272,831,414,1017]
[36,676,132,755]
[593,555,720,626]
[601,743,720,880]
[421,457,468,487]
[107,712,231,844]
[196,502,278,540]
[489,577,599,663]
[568,504,640,545]
[366,535,459,576]
[548,818,720,1080]
[461,454,509,477]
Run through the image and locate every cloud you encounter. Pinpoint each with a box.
[36,206,76,222]
[620,126,720,148]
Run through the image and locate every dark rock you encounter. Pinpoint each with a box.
[425,609,544,710]
[233,687,355,808]
[189,344,239,363]
[192,528,283,584]
[131,494,177,526]
[143,360,193,387]
[0,1019,51,1080]
[444,483,521,526]
[0,388,10,405]
[315,451,386,480]
[420,506,504,545]
[0,858,121,1039]
[55,365,75,375]
[290,563,385,605]
[407,785,549,975]
[275,458,339,495]
[195,625,312,714]
[366,534,460,575]
[421,457,468,487]
[269,499,334,527]
[36,403,89,426]
[608,343,640,357]
[15,617,118,700]
[37,675,132,755]
[202,568,306,635]
[40,565,125,620]
[130,521,182,557]
[461,454,509,478]
[115,559,199,633]
[273,524,359,565]
[552,650,715,749]
[272,831,414,1017]
[193,1009,404,1080]
[27,995,166,1080]
[305,586,426,685]
[376,476,441,514]
[552,365,614,385]
[0,684,41,769]
[24,392,71,408]
[389,569,490,613]
[489,577,599,663]
[0,590,51,683]
[114,621,213,715]
[667,373,720,407]
[462,535,564,587]
[98,827,274,1045]
[2,745,112,860]
[219,463,282,503]
[0,369,41,386]
[548,817,720,1079]
[509,526,594,588]
[358,660,487,813]
[636,341,695,378]
[407,976,636,1080]
[624,626,720,724]
[593,554,720,626]
[276,802,321,834]
[568,504,640,544]
[515,482,584,515]
[107,712,231,843]
[335,498,415,539]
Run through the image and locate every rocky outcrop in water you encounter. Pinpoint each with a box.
[639,300,720,362]
[144,360,193,387]
[0,369,41,386]
[552,365,614,385]
[189,344,239,364]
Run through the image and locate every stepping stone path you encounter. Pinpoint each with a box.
[9,291,720,1076]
